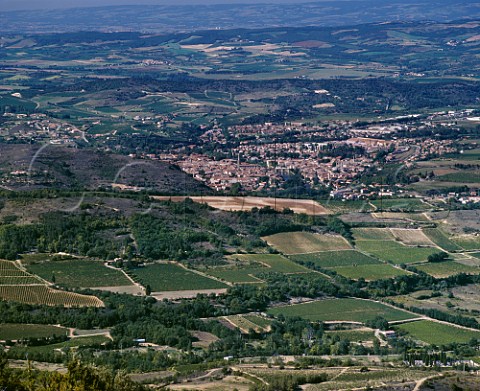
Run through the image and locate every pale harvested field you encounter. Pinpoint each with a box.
[167,375,253,391]
[180,44,213,50]
[263,232,352,254]
[389,229,437,246]
[372,212,429,221]
[151,288,227,300]
[191,331,219,348]
[153,196,330,215]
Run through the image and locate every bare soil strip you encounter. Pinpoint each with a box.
[151,288,228,300]
[153,196,330,215]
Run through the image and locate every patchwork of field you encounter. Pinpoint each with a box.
[332,264,410,281]
[290,249,410,280]
[228,254,310,273]
[415,261,480,278]
[451,235,480,251]
[369,198,431,212]
[353,229,438,264]
[355,240,437,264]
[396,320,480,345]
[0,259,103,307]
[263,232,351,254]
[131,262,228,292]
[268,298,413,323]
[319,200,375,214]
[25,259,133,288]
[0,324,69,341]
[206,266,264,284]
[389,229,436,246]
[423,228,464,251]
[222,314,271,333]
[391,287,480,322]
[207,254,310,284]
[154,196,330,215]
[290,250,379,268]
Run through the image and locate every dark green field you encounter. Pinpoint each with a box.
[268,298,413,323]
[26,259,133,288]
[131,263,228,291]
[0,324,69,340]
[290,250,380,268]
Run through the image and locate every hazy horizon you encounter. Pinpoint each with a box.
[3,0,339,12]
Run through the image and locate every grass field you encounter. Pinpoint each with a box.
[132,263,228,291]
[207,254,310,284]
[370,198,431,211]
[423,228,464,251]
[263,232,351,254]
[0,324,69,340]
[331,264,410,281]
[451,235,480,251]
[228,254,310,273]
[415,261,480,278]
[396,320,480,345]
[438,173,480,183]
[206,267,265,283]
[290,250,379,268]
[268,298,413,323]
[0,285,103,307]
[26,259,133,288]
[355,239,437,264]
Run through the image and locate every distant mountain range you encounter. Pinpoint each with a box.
[1,1,480,34]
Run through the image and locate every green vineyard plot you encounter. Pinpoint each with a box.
[290,250,380,268]
[268,298,413,323]
[263,232,351,254]
[415,261,480,278]
[331,264,411,281]
[0,324,69,341]
[396,320,480,345]
[26,259,133,288]
[131,263,228,291]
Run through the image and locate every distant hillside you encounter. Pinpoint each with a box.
[1,1,480,34]
[0,144,209,194]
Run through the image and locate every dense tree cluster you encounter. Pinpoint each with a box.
[0,354,146,391]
